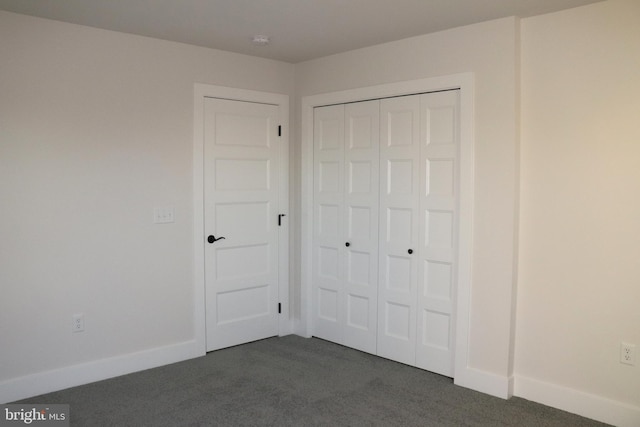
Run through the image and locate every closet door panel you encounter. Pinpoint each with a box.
[416,90,459,376]
[313,105,345,343]
[377,95,420,365]
[343,100,379,354]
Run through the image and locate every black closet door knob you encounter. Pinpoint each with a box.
[345,242,350,247]
[408,249,413,254]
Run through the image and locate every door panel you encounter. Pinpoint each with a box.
[343,101,379,354]
[377,95,420,365]
[312,100,379,354]
[204,97,279,352]
[312,104,345,343]
[416,90,459,376]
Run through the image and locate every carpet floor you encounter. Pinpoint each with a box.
[18,335,609,426]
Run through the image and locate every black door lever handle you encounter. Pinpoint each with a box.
[207,235,226,244]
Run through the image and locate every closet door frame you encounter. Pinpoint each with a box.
[300,73,474,386]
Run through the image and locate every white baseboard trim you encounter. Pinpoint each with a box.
[454,367,513,399]
[0,340,204,404]
[515,375,640,427]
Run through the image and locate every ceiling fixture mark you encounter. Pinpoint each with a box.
[251,35,271,46]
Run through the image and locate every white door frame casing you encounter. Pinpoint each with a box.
[299,73,477,392]
[193,84,291,355]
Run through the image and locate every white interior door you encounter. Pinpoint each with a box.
[312,104,345,343]
[204,97,280,352]
[377,95,421,365]
[312,101,379,354]
[343,101,379,354]
[416,91,459,376]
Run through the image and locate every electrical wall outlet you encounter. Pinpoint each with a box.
[620,342,635,366]
[72,313,85,333]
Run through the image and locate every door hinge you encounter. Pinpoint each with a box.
[278,303,282,314]
[278,125,282,137]
[278,213,286,226]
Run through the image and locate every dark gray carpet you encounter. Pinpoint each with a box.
[18,336,608,426]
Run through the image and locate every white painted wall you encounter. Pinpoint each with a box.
[516,0,640,424]
[294,17,520,390]
[0,10,294,401]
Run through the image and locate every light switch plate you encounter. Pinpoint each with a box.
[153,207,175,224]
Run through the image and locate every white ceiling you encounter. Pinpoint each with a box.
[0,0,603,63]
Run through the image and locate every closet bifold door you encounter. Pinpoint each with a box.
[312,104,345,344]
[342,101,379,354]
[313,90,459,376]
[377,95,421,365]
[415,90,459,377]
[312,101,380,354]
